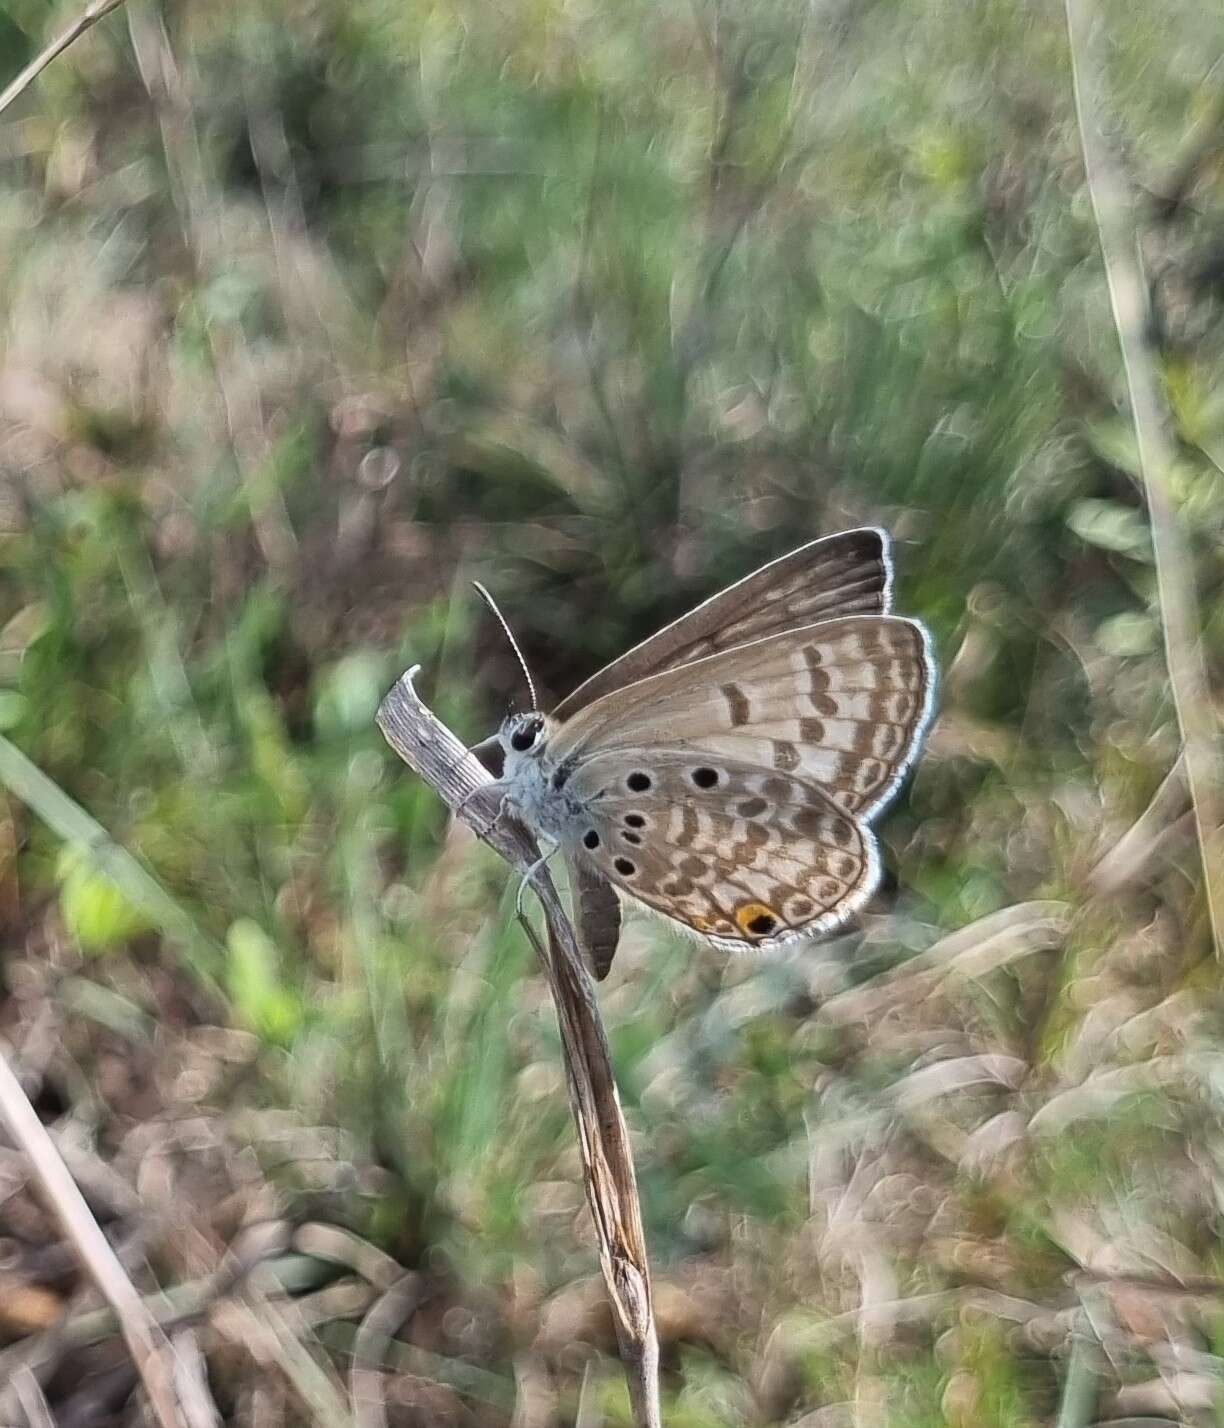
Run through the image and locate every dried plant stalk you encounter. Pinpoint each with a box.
[1066,0,1224,955]
[0,0,128,119]
[0,1045,190,1427]
[377,670,661,1428]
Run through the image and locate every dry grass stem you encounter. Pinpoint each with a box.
[10,1366,56,1428]
[817,900,1069,1025]
[349,1274,421,1428]
[0,1246,313,1394]
[1055,1318,1101,1428]
[292,1223,404,1291]
[377,668,661,1428]
[1091,755,1191,893]
[318,1321,516,1411]
[171,1329,225,1428]
[1066,0,1224,955]
[0,1044,189,1428]
[0,0,128,118]
[215,1276,356,1427]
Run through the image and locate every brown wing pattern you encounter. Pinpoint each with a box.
[565,755,878,950]
[553,615,936,823]
[552,528,892,721]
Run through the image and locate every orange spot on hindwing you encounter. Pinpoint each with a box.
[734,902,780,938]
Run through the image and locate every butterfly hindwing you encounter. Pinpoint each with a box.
[552,528,892,720]
[562,753,878,950]
[553,615,935,823]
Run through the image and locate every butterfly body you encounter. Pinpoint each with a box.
[478,530,936,968]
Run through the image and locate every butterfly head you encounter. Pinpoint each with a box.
[501,710,547,759]
[469,713,549,780]
[496,710,569,833]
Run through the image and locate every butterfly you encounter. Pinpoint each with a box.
[470,528,936,978]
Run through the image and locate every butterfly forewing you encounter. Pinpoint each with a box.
[552,528,892,721]
[553,615,935,823]
[562,754,877,949]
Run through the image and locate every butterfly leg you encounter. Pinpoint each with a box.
[515,839,559,922]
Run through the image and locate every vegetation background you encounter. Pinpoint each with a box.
[1,0,1224,1423]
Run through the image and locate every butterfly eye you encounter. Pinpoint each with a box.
[509,716,543,752]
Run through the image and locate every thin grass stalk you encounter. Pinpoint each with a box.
[349,1274,421,1428]
[0,0,128,118]
[0,733,224,986]
[1055,1325,1099,1428]
[1065,0,1224,956]
[0,1046,188,1427]
[10,1367,55,1428]
[0,1246,508,1412]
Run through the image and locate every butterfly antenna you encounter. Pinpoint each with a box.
[472,581,539,713]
